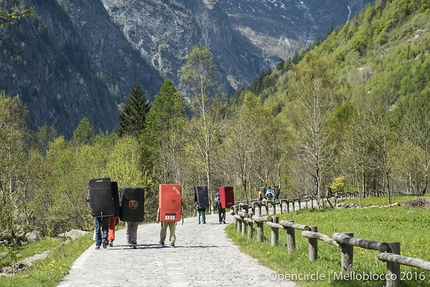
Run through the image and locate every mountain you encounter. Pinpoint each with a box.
[0,0,373,138]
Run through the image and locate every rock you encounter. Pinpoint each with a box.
[58,229,91,240]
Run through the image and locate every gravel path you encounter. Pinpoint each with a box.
[58,213,296,287]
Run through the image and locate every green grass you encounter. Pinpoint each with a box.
[0,235,93,287]
[226,196,430,287]
[339,194,414,206]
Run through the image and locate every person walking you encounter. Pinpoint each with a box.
[156,208,176,246]
[194,185,208,224]
[107,215,119,247]
[265,187,274,200]
[196,203,206,224]
[120,187,144,249]
[215,191,226,224]
[94,216,108,249]
[257,188,263,204]
[274,186,280,203]
[125,222,139,248]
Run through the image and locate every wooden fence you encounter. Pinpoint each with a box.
[231,206,430,287]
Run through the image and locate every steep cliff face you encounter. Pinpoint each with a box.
[218,0,374,59]
[0,0,122,137]
[98,0,265,93]
[0,0,373,137]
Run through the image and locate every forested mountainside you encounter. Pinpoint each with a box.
[0,0,372,138]
[240,0,430,198]
[1,0,429,252]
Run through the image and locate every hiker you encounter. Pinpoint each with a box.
[265,187,274,200]
[274,186,280,203]
[258,189,263,204]
[107,215,119,247]
[156,208,176,246]
[86,185,108,249]
[125,222,139,248]
[215,191,226,224]
[196,202,206,224]
[94,216,108,249]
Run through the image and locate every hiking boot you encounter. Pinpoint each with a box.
[95,245,100,249]
[109,240,113,247]
[170,242,175,247]
[102,239,107,249]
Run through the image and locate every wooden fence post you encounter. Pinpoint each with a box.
[256,221,264,243]
[286,220,296,253]
[308,226,318,262]
[233,205,238,229]
[386,242,400,287]
[247,219,253,239]
[271,216,279,246]
[341,232,354,272]
[241,217,246,236]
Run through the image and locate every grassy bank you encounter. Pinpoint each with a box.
[226,196,430,287]
[0,235,93,287]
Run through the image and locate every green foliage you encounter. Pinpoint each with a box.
[0,235,93,287]
[329,176,345,192]
[227,203,430,287]
[71,117,95,146]
[140,79,187,183]
[117,81,150,138]
[0,5,34,27]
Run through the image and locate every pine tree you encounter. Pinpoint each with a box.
[140,79,187,183]
[117,82,150,138]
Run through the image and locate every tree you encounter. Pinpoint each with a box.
[141,79,187,184]
[180,43,224,209]
[0,5,34,27]
[71,117,95,146]
[107,136,155,220]
[221,91,289,202]
[287,52,337,206]
[221,92,263,201]
[117,82,150,138]
[0,93,28,263]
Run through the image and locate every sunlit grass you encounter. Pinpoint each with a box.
[0,235,93,287]
[226,198,430,287]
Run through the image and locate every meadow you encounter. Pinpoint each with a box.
[226,195,430,287]
[0,235,93,287]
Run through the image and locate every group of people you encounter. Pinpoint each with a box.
[93,215,141,249]
[195,192,226,224]
[93,213,177,249]
[92,187,230,249]
[258,186,281,203]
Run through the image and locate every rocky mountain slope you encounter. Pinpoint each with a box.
[0,0,373,137]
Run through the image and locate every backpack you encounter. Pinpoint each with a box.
[215,195,221,208]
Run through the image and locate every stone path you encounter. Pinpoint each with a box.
[58,213,296,287]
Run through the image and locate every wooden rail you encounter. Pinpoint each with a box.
[230,205,430,287]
